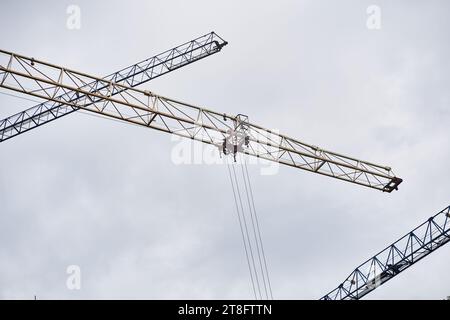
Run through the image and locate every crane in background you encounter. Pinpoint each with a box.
[321,205,450,300]
[0,32,227,142]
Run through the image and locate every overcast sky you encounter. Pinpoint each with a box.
[0,0,449,299]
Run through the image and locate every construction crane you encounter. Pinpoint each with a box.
[321,205,450,300]
[0,32,227,142]
[0,47,402,192]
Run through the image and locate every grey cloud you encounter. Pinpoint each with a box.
[0,0,449,299]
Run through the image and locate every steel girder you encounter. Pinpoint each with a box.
[0,48,402,192]
[321,205,450,300]
[0,32,227,142]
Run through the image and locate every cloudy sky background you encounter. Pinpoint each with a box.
[0,0,449,299]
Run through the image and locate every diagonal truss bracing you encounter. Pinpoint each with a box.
[0,48,402,192]
[0,32,227,142]
[321,205,450,300]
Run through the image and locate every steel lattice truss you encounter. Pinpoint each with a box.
[321,205,450,300]
[0,47,402,192]
[0,32,227,142]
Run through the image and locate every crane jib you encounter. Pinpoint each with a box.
[0,42,402,193]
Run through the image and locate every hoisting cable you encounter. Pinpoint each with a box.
[226,157,258,299]
[241,154,273,300]
[229,157,263,299]
[237,154,269,299]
